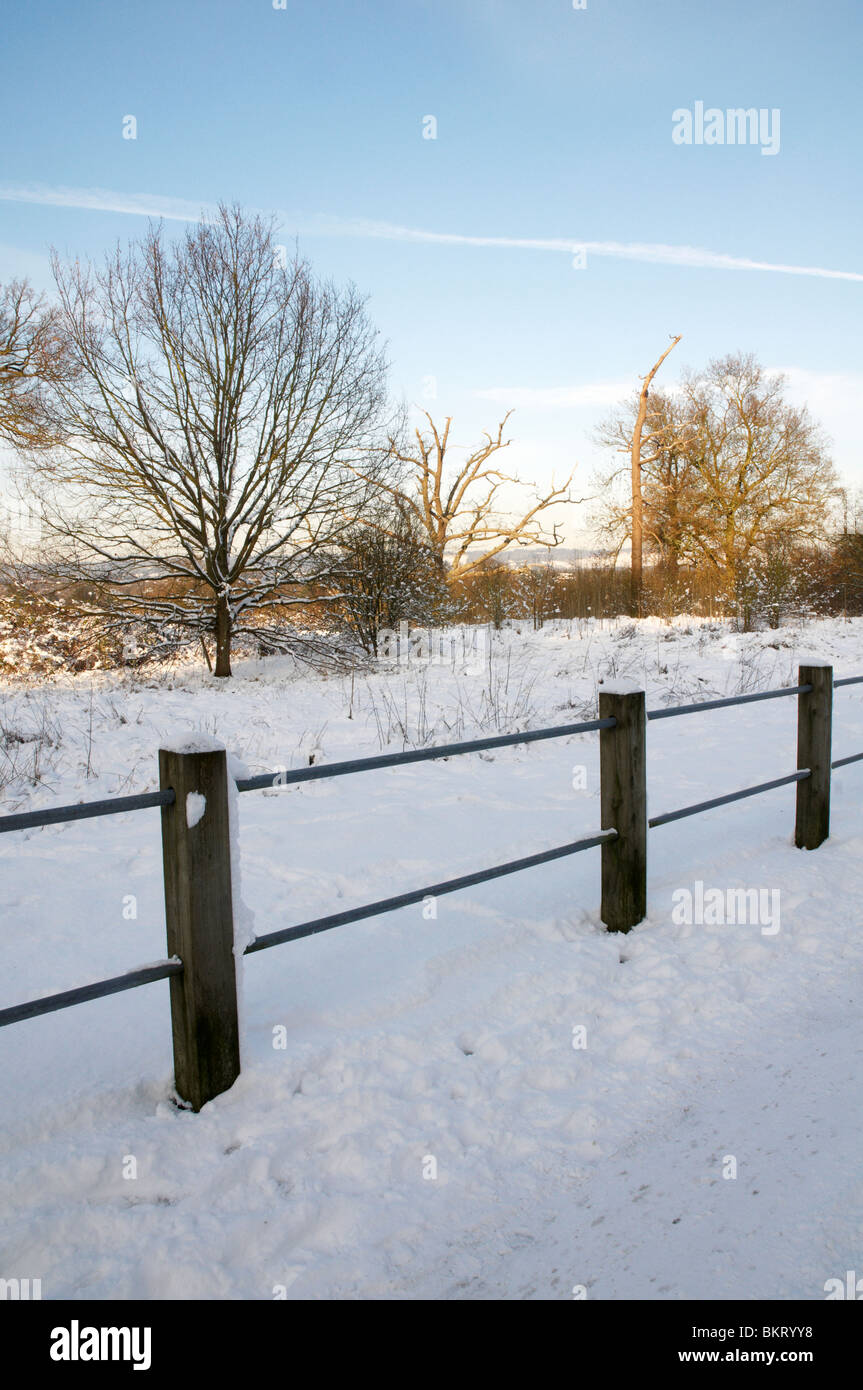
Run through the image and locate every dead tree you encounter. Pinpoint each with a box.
[630,335,682,614]
[372,411,577,582]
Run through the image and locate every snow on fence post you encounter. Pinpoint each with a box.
[159,744,241,1111]
[795,662,832,851]
[599,684,647,932]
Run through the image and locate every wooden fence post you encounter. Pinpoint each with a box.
[600,686,647,932]
[159,745,240,1111]
[795,663,832,850]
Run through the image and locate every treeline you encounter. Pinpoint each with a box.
[5,531,863,677]
[334,532,863,649]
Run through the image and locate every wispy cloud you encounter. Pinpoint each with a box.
[2,182,862,283]
[334,218,863,283]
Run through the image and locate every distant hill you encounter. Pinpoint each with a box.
[496,546,612,569]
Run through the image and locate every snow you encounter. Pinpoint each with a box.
[161,732,226,755]
[185,792,206,829]
[596,678,643,695]
[1,614,863,1299]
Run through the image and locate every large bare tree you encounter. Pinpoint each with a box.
[679,353,837,587]
[373,410,577,581]
[28,206,390,675]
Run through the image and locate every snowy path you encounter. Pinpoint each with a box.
[396,956,863,1300]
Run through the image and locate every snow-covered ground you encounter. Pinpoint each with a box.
[2,615,863,1299]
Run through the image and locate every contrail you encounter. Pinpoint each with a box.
[0,184,205,224]
[2,183,861,283]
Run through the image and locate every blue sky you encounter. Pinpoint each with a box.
[1,0,861,542]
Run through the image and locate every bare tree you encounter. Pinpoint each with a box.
[27,206,390,675]
[514,560,562,630]
[373,411,577,582]
[459,556,516,630]
[333,503,445,654]
[679,354,837,589]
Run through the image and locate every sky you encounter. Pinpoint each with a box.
[1,0,861,544]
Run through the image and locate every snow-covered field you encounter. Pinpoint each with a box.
[2,615,863,1300]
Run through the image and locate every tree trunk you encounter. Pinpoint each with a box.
[214,595,232,677]
[630,335,682,619]
[630,415,645,617]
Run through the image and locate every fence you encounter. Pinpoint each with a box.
[1,662,862,1111]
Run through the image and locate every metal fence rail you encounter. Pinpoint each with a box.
[0,958,183,1029]
[646,683,811,721]
[235,715,615,792]
[0,718,614,834]
[0,788,175,836]
[832,751,863,769]
[648,770,810,830]
[245,830,616,954]
[1,660,862,1109]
